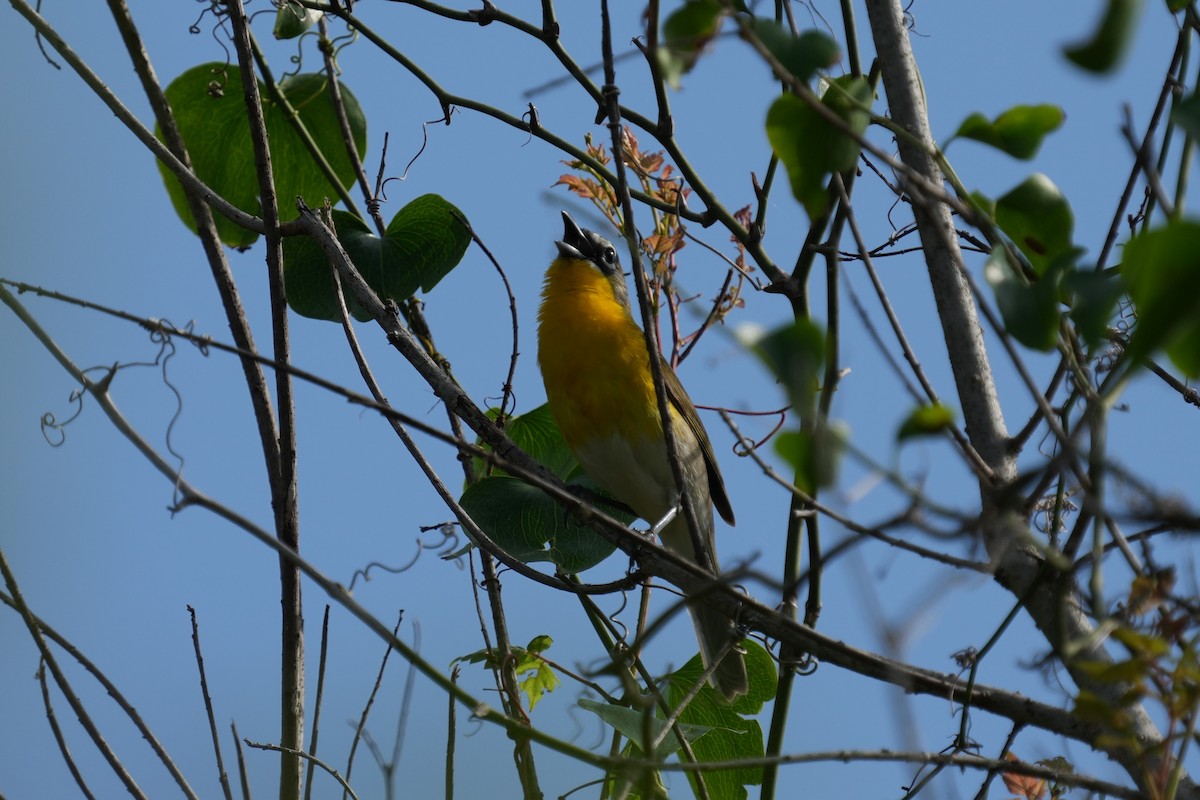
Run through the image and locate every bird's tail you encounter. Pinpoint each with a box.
[659,509,748,702]
[689,601,749,702]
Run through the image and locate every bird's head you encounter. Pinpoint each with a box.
[554,211,631,311]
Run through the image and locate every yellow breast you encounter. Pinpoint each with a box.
[537,257,662,450]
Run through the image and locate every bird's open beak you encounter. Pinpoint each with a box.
[555,211,587,260]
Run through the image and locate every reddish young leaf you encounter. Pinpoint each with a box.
[554,174,594,200]
[1001,753,1047,800]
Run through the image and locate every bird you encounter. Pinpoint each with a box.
[537,210,748,701]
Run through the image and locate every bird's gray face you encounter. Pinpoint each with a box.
[556,211,622,279]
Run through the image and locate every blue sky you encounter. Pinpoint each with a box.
[2,2,1196,798]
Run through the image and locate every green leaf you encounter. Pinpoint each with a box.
[157,64,366,248]
[454,637,561,711]
[1172,92,1200,143]
[473,403,579,482]
[820,77,873,170]
[995,174,1074,276]
[1063,268,1123,349]
[1075,657,1150,685]
[578,698,714,761]
[1073,688,1134,732]
[968,190,996,222]
[459,403,634,572]
[953,104,1065,159]
[458,475,629,573]
[1063,0,1144,73]
[274,0,321,39]
[1165,322,1200,378]
[283,195,470,322]
[984,247,1061,352]
[751,319,826,416]
[1171,650,1200,715]
[896,404,956,441]
[746,20,840,84]
[1110,621,1172,657]
[773,422,846,494]
[765,77,871,219]
[515,643,560,712]
[1121,221,1200,377]
[662,641,776,799]
[525,634,554,654]
[658,0,730,88]
[670,639,777,714]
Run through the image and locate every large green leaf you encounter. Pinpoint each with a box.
[746,19,840,84]
[751,319,826,416]
[984,246,1062,352]
[283,195,470,322]
[995,174,1074,276]
[460,403,630,573]
[954,104,1064,160]
[1121,221,1200,377]
[765,77,871,219]
[578,699,714,761]
[458,474,627,573]
[662,641,776,800]
[157,63,366,248]
[473,403,580,483]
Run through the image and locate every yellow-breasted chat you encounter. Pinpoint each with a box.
[537,211,748,701]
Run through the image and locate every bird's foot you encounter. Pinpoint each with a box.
[647,501,680,538]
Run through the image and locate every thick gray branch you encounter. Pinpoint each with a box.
[864,0,1190,795]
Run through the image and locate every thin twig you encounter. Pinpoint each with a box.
[231,721,253,800]
[0,551,150,800]
[1096,28,1189,271]
[719,412,988,573]
[189,605,234,800]
[0,586,199,798]
[345,612,404,799]
[37,660,97,800]
[1146,358,1200,409]
[304,606,333,800]
[318,16,382,233]
[224,5,305,797]
[1121,104,1176,218]
[971,723,1024,800]
[642,748,1141,800]
[482,548,543,794]
[835,177,995,481]
[445,665,460,800]
[453,214,521,424]
[386,620,421,794]
[245,740,361,800]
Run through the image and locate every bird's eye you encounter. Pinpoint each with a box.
[603,247,615,265]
